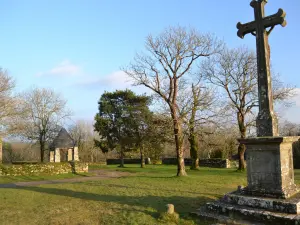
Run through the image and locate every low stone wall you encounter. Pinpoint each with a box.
[106,158,150,165]
[199,159,231,168]
[162,158,190,165]
[69,161,89,174]
[162,158,237,168]
[0,162,88,176]
[87,161,107,166]
[106,157,237,168]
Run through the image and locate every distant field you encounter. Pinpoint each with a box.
[0,164,293,225]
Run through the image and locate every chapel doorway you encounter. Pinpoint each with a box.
[60,148,68,162]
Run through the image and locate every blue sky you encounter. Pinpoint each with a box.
[0,0,300,123]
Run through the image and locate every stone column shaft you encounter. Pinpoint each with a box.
[74,147,79,161]
[50,151,54,162]
[251,0,278,137]
[68,148,73,161]
[54,148,60,162]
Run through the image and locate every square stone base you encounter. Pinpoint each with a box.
[239,136,300,199]
[192,190,300,224]
[224,190,300,214]
[241,184,299,200]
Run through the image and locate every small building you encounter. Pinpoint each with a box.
[50,128,79,162]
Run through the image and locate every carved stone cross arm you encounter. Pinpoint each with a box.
[237,2,287,39]
[236,0,287,137]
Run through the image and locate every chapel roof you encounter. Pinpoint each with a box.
[51,128,75,149]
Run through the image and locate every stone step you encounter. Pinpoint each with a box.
[191,206,264,225]
[193,201,300,225]
[222,191,300,214]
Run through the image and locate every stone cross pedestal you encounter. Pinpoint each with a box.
[239,137,299,199]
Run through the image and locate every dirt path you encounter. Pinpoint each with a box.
[0,170,132,188]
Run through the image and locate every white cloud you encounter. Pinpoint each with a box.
[36,60,81,77]
[76,70,152,94]
[77,71,133,89]
[98,71,134,87]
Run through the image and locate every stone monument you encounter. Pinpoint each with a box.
[237,0,298,199]
[192,1,300,224]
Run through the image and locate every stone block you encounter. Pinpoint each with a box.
[145,158,151,165]
[54,148,60,162]
[239,136,300,199]
[50,151,54,162]
[194,199,300,225]
[74,147,79,161]
[68,149,73,161]
[166,204,174,214]
[223,191,300,214]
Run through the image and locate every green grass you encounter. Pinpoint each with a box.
[0,172,93,184]
[0,165,252,224]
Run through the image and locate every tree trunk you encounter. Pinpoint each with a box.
[189,134,199,170]
[119,146,124,167]
[177,153,186,176]
[237,112,246,171]
[171,108,186,176]
[40,141,45,163]
[238,144,246,170]
[140,147,145,168]
[188,99,199,170]
[91,154,94,163]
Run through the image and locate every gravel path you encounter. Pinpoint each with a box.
[0,170,131,188]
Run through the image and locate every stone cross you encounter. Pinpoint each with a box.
[237,0,286,137]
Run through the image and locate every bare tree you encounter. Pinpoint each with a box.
[69,120,92,152]
[69,120,106,162]
[199,124,239,159]
[175,78,218,170]
[279,120,300,136]
[13,87,71,162]
[202,47,295,170]
[186,83,217,169]
[124,26,222,176]
[0,69,18,136]
[272,74,296,107]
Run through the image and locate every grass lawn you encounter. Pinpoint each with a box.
[0,164,291,225]
[0,172,94,184]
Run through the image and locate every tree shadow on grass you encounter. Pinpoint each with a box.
[84,182,221,197]
[13,186,213,221]
[132,174,179,178]
[72,172,90,177]
[0,175,43,183]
